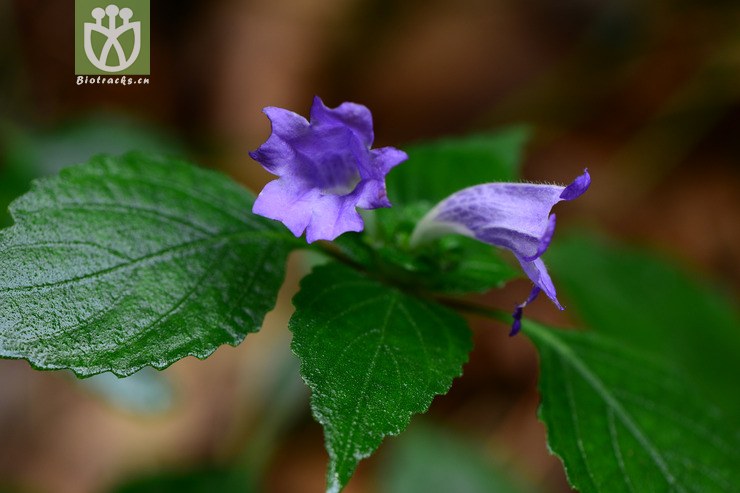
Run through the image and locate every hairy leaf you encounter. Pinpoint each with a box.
[527,322,740,493]
[290,263,472,493]
[547,234,740,420]
[0,153,296,376]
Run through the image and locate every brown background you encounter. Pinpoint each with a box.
[1,1,739,492]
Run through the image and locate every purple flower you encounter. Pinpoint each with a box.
[410,170,591,335]
[249,97,408,243]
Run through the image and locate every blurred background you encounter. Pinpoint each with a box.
[1,0,739,492]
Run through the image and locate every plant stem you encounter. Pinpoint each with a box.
[434,296,512,324]
[313,241,513,327]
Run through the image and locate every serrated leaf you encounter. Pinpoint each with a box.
[0,153,297,377]
[547,234,740,420]
[526,322,740,493]
[289,263,472,493]
[386,126,529,206]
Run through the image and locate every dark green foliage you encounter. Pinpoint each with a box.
[0,153,297,376]
[527,322,740,493]
[547,234,740,420]
[290,263,472,492]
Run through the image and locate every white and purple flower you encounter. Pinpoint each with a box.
[249,97,408,243]
[411,170,591,335]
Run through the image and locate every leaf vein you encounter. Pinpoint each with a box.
[102,168,251,224]
[612,389,737,456]
[607,407,636,493]
[563,359,599,491]
[113,245,233,354]
[19,202,214,235]
[396,302,433,398]
[220,240,276,340]
[0,240,132,261]
[539,329,685,492]
[0,230,267,294]
[334,296,397,478]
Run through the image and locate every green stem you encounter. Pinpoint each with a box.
[434,296,512,324]
[312,240,514,328]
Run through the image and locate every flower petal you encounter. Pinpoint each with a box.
[509,256,563,336]
[411,183,562,259]
[519,214,556,262]
[264,106,310,139]
[410,170,589,333]
[304,195,364,243]
[411,170,590,261]
[248,107,310,175]
[560,168,591,200]
[516,256,562,309]
[249,99,407,243]
[353,179,391,209]
[511,287,541,336]
[370,146,408,176]
[291,125,361,195]
[349,147,408,209]
[310,96,374,148]
[252,179,316,237]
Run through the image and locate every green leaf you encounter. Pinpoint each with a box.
[546,234,740,420]
[290,263,472,493]
[332,205,518,294]
[526,322,740,493]
[386,126,529,205]
[0,153,297,377]
[381,422,534,493]
[373,235,518,294]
